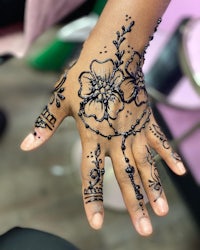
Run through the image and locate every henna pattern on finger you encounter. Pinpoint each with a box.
[125,165,145,216]
[32,73,66,135]
[149,124,170,149]
[171,151,181,162]
[33,73,67,133]
[125,166,143,200]
[84,144,105,204]
[122,135,145,215]
[145,145,162,202]
[35,105,56,130]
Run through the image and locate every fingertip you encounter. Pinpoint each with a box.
[136,217,153,237]
[20,131,45,151]
[20,133,35,151]
[154,198,169,216]
[90,212,103,230]
[176,162,187,175]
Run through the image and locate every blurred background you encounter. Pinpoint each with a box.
[0,0,199,249]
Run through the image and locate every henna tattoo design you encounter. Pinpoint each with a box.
[78,17,150,139]
[78,15,151,211]
[35,106,56,130]
[78,16,161,211]
[144,17,162,57]
[84,144,105,204]
[50,73,66,108]
[99,46,108,54]
[34,73,66,133]
[149,124,170,149]
[125,165,145,215]
[125,166,143,200]
[145,145,162,202]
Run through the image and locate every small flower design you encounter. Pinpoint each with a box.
[50,73,66,108]
[122,52,148,106]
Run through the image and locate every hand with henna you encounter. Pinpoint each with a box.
[20,0,186,236]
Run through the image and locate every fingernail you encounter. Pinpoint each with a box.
[156,198,169,215]
[20,133,35,151]
[138,217,152,236]
[91,213,103,230]
[177,162,186,175]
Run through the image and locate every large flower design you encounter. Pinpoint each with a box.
[78,59,125,121]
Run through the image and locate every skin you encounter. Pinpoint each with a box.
[20,0,186,236]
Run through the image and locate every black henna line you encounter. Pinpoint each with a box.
[35,106,56,131]
[149,124,170,149]
[145,145,163,202]
[50,73,66,108]
[84,144,105,204]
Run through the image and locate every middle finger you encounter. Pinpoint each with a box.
[110,137,153,236]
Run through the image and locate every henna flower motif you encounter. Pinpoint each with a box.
[78,59,125,121]
[121,52,148,106]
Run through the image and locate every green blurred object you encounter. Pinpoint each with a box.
[28,40,78,71]
[28,0,106,72]
[93,0,107,15]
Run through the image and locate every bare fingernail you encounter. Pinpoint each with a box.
[156,198,169,215]
[138,218,152,236]
[20,133,35,151]
[91,213,103,230]
[177,162,186,175]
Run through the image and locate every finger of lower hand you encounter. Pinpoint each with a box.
[110,149,153,236]
[147,122,186,176]
[81,143,105,230]
[133,141,169,216]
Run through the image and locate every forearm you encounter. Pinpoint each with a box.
[83,0,170,55]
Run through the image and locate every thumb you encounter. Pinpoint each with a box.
[21,72,70,151]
